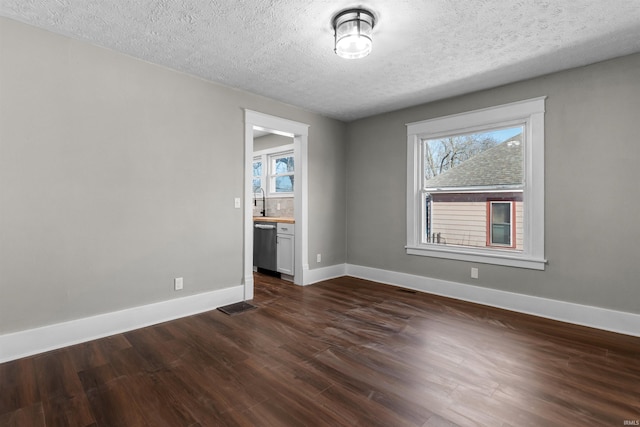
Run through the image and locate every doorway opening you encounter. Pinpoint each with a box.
[243,110,309,299]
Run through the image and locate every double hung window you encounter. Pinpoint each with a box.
[253,147,295,197]
[406,98,546,270]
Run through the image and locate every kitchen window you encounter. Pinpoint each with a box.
[253,146,295,197]
[270,153,294,195]
[406,97,546,270]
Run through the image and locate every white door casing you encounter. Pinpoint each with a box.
[243,110,309,298]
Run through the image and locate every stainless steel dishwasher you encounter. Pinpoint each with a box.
[253,221,277,272]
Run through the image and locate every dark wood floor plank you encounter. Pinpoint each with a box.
[119,371,199,427]
[41,393,96,427]
[84,377,150,427]
[67,334,132,373]
[1,273,639,426]
[33,349,85,402]
[149,366,232,426]
[122,327,184,372]
[316,382,419,427]
[0,357,40,416]
[29,348,97,426]
[309,346,436,425]
[0,402,45,427]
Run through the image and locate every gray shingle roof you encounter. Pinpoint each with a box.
[425,134,523,188]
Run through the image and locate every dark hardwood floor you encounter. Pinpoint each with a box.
[1,273,639,426]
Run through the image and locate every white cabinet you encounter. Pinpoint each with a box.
[276,223,294,276]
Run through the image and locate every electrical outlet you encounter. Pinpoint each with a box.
[234,197,241,208]
[317,253,322,263]
[471,268,479,279]
[174,277,184,290]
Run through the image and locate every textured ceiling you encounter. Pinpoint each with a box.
[2,1,640,121]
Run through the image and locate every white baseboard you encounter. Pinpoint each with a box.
[304,263,347,285]
[346,264,640,338]
[4,266,638,364]
[0,285,244,363]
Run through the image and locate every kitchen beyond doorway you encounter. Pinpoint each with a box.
[243,110,309,296]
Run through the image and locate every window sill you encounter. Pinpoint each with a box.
[267,193,294,198]
[405,245,546,270]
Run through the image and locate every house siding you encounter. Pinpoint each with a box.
[431,201,487,247]
[430,193,523,250]
[515,202,523,249]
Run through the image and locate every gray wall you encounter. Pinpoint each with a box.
[346,53,640,314]
[254,133,293,152]
[0,17,347,334]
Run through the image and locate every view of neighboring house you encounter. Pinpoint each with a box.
[424,134,524,250]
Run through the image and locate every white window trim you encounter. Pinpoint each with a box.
[253,145,295,198]
[406,97,546,270]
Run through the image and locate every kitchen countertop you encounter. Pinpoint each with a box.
[253,216,295,224]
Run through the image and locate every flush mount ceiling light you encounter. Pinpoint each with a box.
[332,8,375,59]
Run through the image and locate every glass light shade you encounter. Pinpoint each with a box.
[333,9,375,59]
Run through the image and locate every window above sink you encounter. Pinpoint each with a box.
[253,144,295,198]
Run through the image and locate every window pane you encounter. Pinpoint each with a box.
[492,224,511,245]
[275,175,294,192]
[275,156,294,174]
[492,202,510,224]
[424,126,523,188]
[252,178,262,192]
[253,161,262,177]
